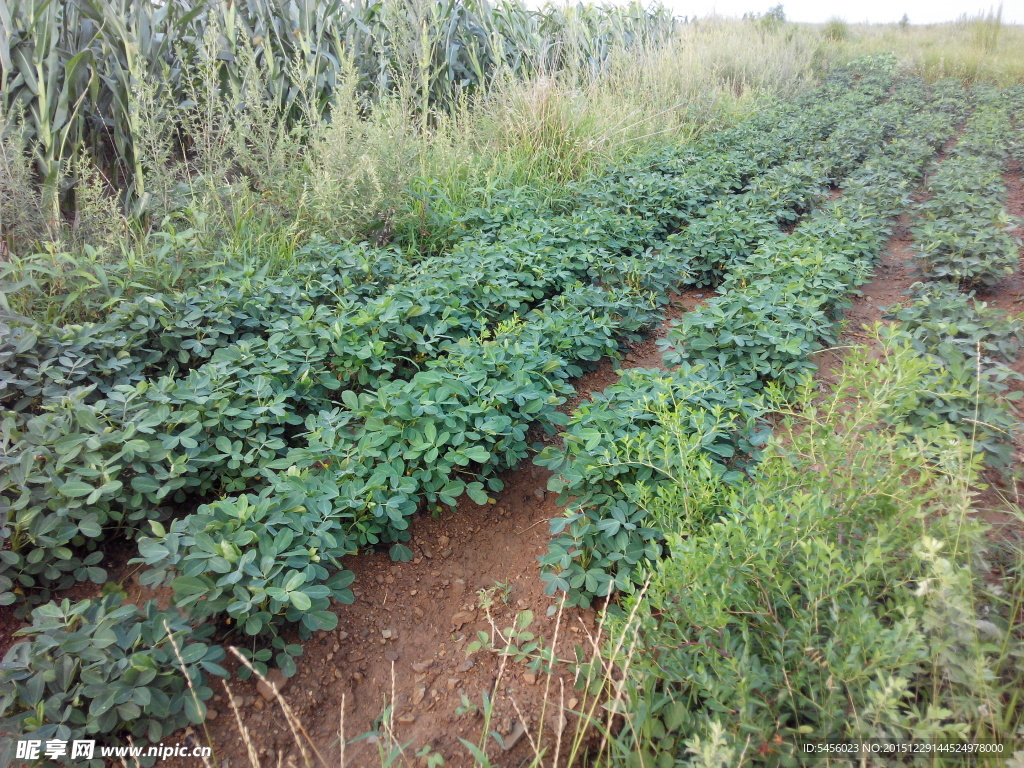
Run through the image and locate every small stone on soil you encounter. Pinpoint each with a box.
[502,721,527,751]
[257,669,287,702]
[547,709,568,736]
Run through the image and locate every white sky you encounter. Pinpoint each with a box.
[659,0,1023,24]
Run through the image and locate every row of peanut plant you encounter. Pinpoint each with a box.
[590,87,1024,765]
[912,83,1023,289]
[883,83,1024,467]
[536,72,970,608]
[0,57,908,761]
[1,58,890,603]
[128,60,901,677]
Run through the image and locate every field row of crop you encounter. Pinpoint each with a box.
[913,83,1024,288]
[0,57,1012,758]
[884,84,1024,468]
[536,71,975,608]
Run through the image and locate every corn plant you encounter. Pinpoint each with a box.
[0,0,677,247]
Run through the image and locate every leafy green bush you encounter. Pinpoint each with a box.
[1,391,162,606]
[0,242,409,406]
[913,213,1019,289]
[886,281,1024,362]
[134,490,354,679]
[0,205,665,610]
[883,284,1022,466]
[1,338,311,608]
[0,595,224,764]
[535,364,767,607]
[663,282,841,387]
[275,308,585,552]
[670,199,784,289]
[911,154,1020,290]
[602,339,1014,766]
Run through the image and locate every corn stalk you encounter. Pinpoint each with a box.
[0,0,677,230]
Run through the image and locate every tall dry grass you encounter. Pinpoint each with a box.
[820,9,1024,84]
[5,10,1024,313]
[1,13,823,293]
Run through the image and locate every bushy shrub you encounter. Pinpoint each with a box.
[883,283,1023,466]
[0,596,224,766]
[886,281,1024,363]
[535,363,767,607]
[133,491,356,678]
[823,17,850,41]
